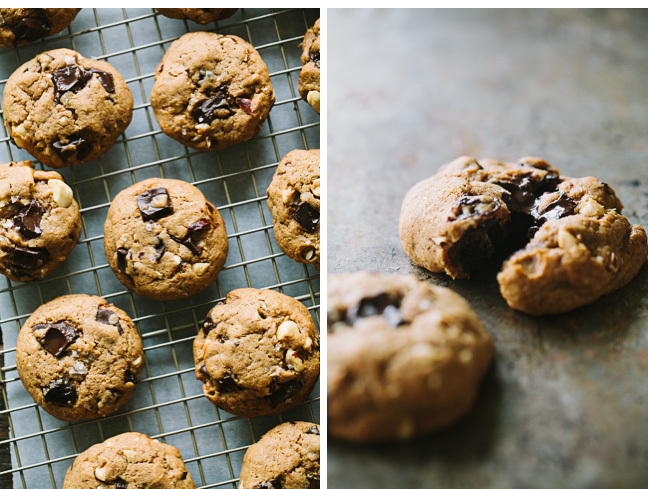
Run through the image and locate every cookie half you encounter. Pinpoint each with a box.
[155,8,237,24]
[104,178,228,301]
[298,18,320,114]
[239,421,320,489]
[267,149,320,269]
[16,294,145,421]
[194,288,320,417]
[0,160,81,281]
[399,156,648,315]
[328,272,493,443]
[150,31,275,151]
[0,8,80,47]
[62,432,195,489]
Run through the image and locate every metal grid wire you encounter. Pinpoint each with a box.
[0,8,320,489]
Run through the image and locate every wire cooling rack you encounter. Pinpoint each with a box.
[0,8,320,489]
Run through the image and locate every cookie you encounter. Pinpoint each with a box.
[150,32,275,151]
[0,160,81,282]
[104,178,228,301]
[298,18,320,114]
[239,421,320,489]
[155,8,237,24]
[328,272,493,443]
[15,294,144,421]
[399,156,648,315]
[194,288,320,417]
[62,432,195,489]
[2,48,134,168]
[0,8,80,47]
[267,149,320,269]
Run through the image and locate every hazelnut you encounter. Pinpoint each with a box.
[94,466,109,482]
[557,229,578,249]
[306,90,320,112]
[311,180,320,198]
[285,349,305,372]
[277,320,299,340]
[133,356,143,368]
[11,123,28,148]
[122,449,137,463]
[47,179,74,208]
[192,262,209,276]
[579,198,605,217]
[303,248,316,261]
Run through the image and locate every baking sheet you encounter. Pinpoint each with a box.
[0,8,320,489]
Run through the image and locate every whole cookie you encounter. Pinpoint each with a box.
[15,294,144,421]
[194,288,320,417]
[267,149,320,269]
[328,272,493,443]
[104,178,228,301]
[156,8,237,24]
[150,32,275,151]
[0,160,81,282]
[0,8,80,47]
[3,48,134,168]
[239,421,320,489]
[298,18,320,114]
[399,156,648,315]
[62,432,196,489]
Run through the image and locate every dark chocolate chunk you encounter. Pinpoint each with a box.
[96,307,123,334]
[310,50,320,68]
[14,200,45,239]
[117,248,128,273]
[269,379,302,406]
[154,242,166,262]
[115,479,128,489]
[216,373,239,393]
[345,293,404,327]
[13,17,50,43]
[180,472,188,480]
[257,479,282,489]
[12,246,49,270]
[137,188,173,221]
[496,170,560,213]
[292,202,319,233]
[124,369,135,384]
[199,364,210,379]
[203,317,217,335]
[35,321,79,357]
[536,192,578,222]
[306,425,320,435]
[86,68,115,93]
[308,478,320,489]
[181,235,202,255]
[192,89,232,123]
[43,378,77,406]
[52,65,115,102]
[52,135,92,161]
[188,219,211,233]
[237,98,253,115]
[449,195,500,222]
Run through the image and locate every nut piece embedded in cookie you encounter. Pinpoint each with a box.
[399,156,648,314]
[15,294,144,421]
[194,288,320,417]
[328,272,493,443]
[62,432,196,489]
[298,18,321,114]
[239,422,320,489]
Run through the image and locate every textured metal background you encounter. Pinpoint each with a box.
[328,8,648,489]
[0,8,320,489]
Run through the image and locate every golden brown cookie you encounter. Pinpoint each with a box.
[155,8,237,24]
[328,272,493,443]
[15,294,144,421]
[194,288,320,417]
[0,8,80,47]
[104,178,228,301]
[267,149,320,269]
[298,18,320,114]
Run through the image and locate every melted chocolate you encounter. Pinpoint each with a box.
[34,321,78,357]
[43,378,77,406]
[14,200,45,238]
[449,195,500,222]
[292,202,319,233]
[52,65,115,102]
[344,293,404,327]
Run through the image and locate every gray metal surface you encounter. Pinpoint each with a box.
[328,9,648,489]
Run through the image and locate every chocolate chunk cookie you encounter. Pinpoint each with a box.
[399,156,648,315]
[239,421,320,489]
[267,149,320,270]
[62,432,196,489]
[104,178,228,301]
[15,294,145,421]
[0,8,80,47]
[156,8,238,24]
[328,272,493,443]
[194,288,320,417]
[3,48,134,168]
[150,32,275,151]
[0,160,81,282]
[298,18,320,114]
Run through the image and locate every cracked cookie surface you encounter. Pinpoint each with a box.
[399,156,648,315]
[239,421,320,489]
[150,31,275,151]
[267,149,320,270]
[328,272,493,443]
[16,294,144,421]
[0,8,80,47]
[104,178,228,301]
[298,18,320,114]
[194,288,320,417]
[62,432,196,489]
[0,160,81,282]
[155,8,237,24]
[2,48,133,168]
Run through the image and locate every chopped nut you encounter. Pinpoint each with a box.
[94,466,109,482]
[122,449,137,463]
[579,198,605,217]
[48,179,74,208]
[303,248,316,261]
[311,180,320,198]
[285,349,305,372]
[133,356,143,368]
[609,252,620,272]
[459,349,473,364]
[558,229,578,249]
[277,320,299,340]
[192,262,209,276]
[304,336,313,350]
[11,123,28,147]
[282,187,299,205]
[306,90,320,112]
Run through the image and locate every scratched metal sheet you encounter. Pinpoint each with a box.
[328,8,648,489]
